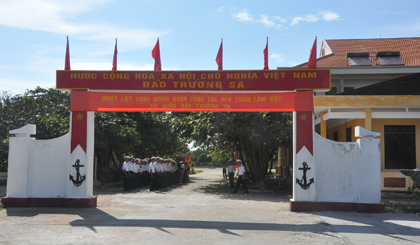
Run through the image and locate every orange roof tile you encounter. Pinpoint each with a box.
[296,37,420,67]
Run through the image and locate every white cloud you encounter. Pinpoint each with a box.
[270,53,284,63]
[258,15,275,27]
[0,0,169,50]
[320,11,340,21]
[275,16,287,23]
[290,11,340,26]
[290,17,303,26]
[232,10,254,22]
[290,15,319,26]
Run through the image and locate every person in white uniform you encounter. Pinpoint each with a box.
[232,159,248,194]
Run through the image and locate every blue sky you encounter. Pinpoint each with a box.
[0,0,419,94]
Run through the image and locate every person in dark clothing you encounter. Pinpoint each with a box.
[227,159,235,189]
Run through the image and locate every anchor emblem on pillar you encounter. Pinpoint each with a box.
[296,162,314,190]
[69,159,86,187]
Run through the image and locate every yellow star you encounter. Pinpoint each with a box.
[300,113,308,121]
[76,112,84,121]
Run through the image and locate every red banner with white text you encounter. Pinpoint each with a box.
[57,69,330,91]
[71,91,314,112]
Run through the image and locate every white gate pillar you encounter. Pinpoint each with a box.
[290,110,316,210]
[67,111,96,204]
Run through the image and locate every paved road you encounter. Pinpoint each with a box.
[1,168,419,244]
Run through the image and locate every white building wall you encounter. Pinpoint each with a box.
[6,136,32,197]
[27,134,70,198]
[315,134,361,202]
[6,125,71,198]
[314,126,381,204]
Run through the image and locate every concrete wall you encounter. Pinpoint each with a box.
[327,118,420,191]
[27,134,70,197]
[6,125,70,198]
[314,127,381,204]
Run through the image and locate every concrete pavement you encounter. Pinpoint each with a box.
[0,167,419,244]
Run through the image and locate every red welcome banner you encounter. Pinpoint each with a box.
[57,69,330,91]
[70,91,313,112]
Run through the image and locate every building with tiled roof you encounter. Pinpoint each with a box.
[294,38,420,96]
[297,37,420,68]
[282,37,420,191]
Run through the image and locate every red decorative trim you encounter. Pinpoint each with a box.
[1,197,97,208]
[290,200,385,213]
[71,111,87,153]
[296,110,313,155]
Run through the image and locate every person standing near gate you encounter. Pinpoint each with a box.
[227,159,235,189]
[232,159,248,194]
[122,156,130,191]
[149,157,157,191]
[222,163,227,180]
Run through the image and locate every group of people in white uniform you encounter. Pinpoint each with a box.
[122,156,190,191]
[225,159,249,194]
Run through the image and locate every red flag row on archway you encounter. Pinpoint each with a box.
[64,36,318,72]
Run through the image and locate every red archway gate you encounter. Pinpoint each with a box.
[56,68,330,208]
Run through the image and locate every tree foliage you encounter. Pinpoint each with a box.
[172,112,292,183]
[94,112,189,168]
[0,87,71,171]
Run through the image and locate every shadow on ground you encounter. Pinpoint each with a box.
[5,207,419,241]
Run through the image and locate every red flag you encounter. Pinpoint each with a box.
[152,38,161,71]
[65,36,70,70]
[112,38,118,71]
[308,37,317,69]
[189,156,191,162]
[263,37,268,70]
[215,39,223,70]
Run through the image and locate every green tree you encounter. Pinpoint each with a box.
[94,111,189,181]
[171,112,292,184]
[0,87,70,171]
